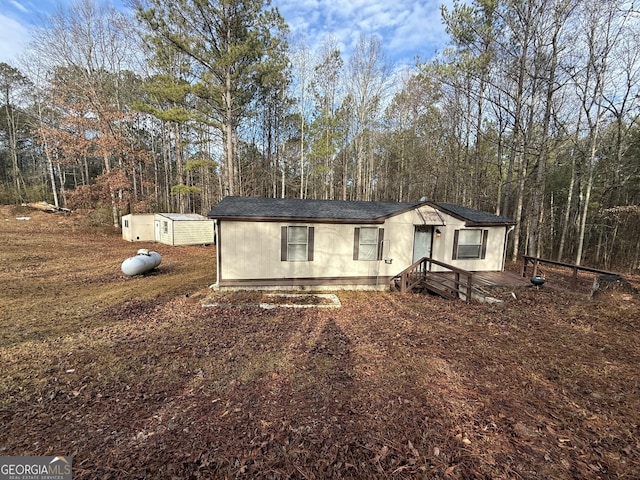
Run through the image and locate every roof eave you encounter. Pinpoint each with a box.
[209,215,386,224]
[464,221,517,227]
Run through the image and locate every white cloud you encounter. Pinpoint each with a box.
[0,13,29,65]
[274,0,451,66]
[388,1,451,65]
[9,0,30,14]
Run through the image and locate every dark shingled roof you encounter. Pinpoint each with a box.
[207,196,515,226]
[207,196,421,223]
[434,202,515,226]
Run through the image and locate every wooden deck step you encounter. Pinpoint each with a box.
[419,278,458,300]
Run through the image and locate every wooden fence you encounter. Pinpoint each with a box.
[521,256,621,291]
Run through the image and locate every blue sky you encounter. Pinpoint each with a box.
[0,0,454,69]
[274,0,454,68]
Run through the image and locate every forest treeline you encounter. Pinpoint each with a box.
[0,0,639,271]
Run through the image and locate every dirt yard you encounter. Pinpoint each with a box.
[1,205,639,479]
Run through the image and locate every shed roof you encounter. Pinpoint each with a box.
[208,196,514,226]
[156,213,208,221]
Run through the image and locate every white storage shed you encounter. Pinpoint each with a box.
[121,214,155,242]
[154,213,215,246]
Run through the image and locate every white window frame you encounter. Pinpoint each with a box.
[287,225,309,262]
[454,229,488,260]
[354,227,384,261]
[281,225,314,262]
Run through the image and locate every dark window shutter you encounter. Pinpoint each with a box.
[481,229,489,259]
[281,226,287,261]
[307,227,315,261]
[377,228,385,260]
[452,230,459,260]
[353,227,360,260]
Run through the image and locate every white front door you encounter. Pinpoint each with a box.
[413,226,433,263]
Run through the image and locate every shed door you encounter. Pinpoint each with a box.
[154,220,160,242]
[413,226,433,263]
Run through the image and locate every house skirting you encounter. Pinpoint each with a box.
[214,275,393,291]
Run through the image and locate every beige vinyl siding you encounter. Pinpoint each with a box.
[154,214,215,246]
[156,218,173,245]
[220,221,385,281]
[172,220,215,246]
[383,206,506,272]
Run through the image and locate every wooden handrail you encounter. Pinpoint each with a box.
[521,256,622,290]
[391,257,474,302]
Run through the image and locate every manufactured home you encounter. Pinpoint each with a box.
[154,213,215,246]
[207,196,515,290]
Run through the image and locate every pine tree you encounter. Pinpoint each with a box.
[134,0,288,196]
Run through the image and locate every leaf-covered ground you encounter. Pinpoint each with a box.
[1,205,639,479]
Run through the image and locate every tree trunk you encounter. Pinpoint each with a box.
[225,66,236,196]
[4,92,22,201]
[103,153,119,229]
[528,10,563,257]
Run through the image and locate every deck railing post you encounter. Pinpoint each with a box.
[521,256,526,277]
[466,274,473,303]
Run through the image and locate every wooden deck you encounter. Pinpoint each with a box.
[394,256,627,301]
[424,270,531,302]
[391,257,533,301]
[472,270,531,288]
[423,270,530,289]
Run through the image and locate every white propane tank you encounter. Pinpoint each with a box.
[121,249,162,276]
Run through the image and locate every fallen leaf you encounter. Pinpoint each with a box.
[372,445,389,463]
[408,440,419,457]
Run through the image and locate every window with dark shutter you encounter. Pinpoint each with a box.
[281,226,314,261]
[354,227,384,261]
